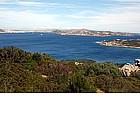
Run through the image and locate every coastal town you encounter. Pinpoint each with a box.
[97,39,140,48]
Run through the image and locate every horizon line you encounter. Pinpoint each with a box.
[1,28,140,34]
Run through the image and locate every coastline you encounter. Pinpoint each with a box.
[0,32,140,63]
[96,42,140,49]
[59,33,120,37]
[96,39,140,49]
[0,29,134,36]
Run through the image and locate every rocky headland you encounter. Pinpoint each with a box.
[97,39,140,48]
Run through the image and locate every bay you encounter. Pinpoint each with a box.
[0,32,140,63]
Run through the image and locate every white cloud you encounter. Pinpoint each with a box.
[0,9,59,29]
[0,0,15,4]
[112,0,140,2]
[17,1,44,6]
[0,0,88,9]
[0,0,139,32]
[68,10,100,20]
[66,4,140,32]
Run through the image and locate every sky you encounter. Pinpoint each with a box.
[0,0,140,33]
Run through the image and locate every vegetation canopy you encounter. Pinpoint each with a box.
[0,46,140,93]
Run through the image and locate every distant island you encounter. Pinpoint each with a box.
[97,39,140,48]
[0,28,134,36]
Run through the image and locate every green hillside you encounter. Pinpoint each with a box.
[0,46,140,93]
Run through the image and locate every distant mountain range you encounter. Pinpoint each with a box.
[0,28,138,36]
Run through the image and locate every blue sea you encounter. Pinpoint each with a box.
[0,32,140,63]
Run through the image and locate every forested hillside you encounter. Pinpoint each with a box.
[0,46,140,93]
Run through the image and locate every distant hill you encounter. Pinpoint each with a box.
[0,28,134,36]
[52,29,133,36]
[0,29,5,32]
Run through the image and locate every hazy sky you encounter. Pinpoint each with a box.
[0,0,140,32]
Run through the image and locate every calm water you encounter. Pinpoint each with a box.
[0,32,140,63]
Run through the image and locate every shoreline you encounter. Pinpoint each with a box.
[96,39,140,49]
[0,32,134,38]
[0,29,134,36]
[59,33,124,37]
[0,31,133,37]
[97,42,140,49]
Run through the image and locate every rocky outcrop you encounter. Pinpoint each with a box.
[135,59,140,66]
[120,63,140,76]
[97,39,140,48]
[75,61,83,65]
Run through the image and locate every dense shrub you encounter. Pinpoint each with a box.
[85,62,121,76]
[0,63,48,92]
[0,46,25,62]
[32,52,42,61]
[131,71,140,80]
[95,75,140,93]
[67,73,96,93]
[0,46,140,93]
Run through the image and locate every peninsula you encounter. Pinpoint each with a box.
[0,29,133,36]
[97,39,140,48]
